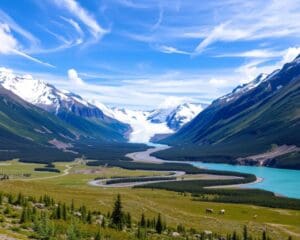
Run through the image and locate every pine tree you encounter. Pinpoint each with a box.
[80,205,87,222]
[243,225,248,240]
[95,230,101,240]
[62,203,67,221]
[71,199,75,212]
[20,207,28,223]
[101,217,106,228]
[126,212,131,228]
[140,213,146,227]
[262,230,267,240]
[56,203,62,219]
[155,214,163,234]
[111,194,124,230]
[232,231,238,240]
[87,210,92,224]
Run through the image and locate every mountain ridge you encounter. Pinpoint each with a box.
[156,55,300,169]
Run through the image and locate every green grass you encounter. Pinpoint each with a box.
[0,162,299,239]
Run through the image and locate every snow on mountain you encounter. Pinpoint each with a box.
[0,67,204,143]
[215,73,268,105]
[0,67,105,119]
[99,103,205,143]
[148,103,204,131]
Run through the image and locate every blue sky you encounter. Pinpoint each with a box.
[0,0,300,109]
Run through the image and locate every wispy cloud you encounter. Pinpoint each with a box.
[0,23,54,67]
[0,9,39,47]
[217,49,283,58]
[194,0,300,54]
[155,45,190,55]
[53,0,109,41]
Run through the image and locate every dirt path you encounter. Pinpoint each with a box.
[88,171,185,188]
[90,145,254,188]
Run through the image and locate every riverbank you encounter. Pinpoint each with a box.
[89,144,259,189]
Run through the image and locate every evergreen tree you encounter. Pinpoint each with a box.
[95,230,101,240]
[62,203,67,221]
[243,225,248,240]
[111,194,124,230]
[262,230,267,240]
[20,207,28,223]
[87,210,92,224]
[140,213,146,227]
[101,217,106,228]
[155,214,163,234]
[56,203,62,219]
[71,199,75,212]
[8,194,14,204]
[80,205,87,222]
[126,212,131,228]
[232,231,238,240]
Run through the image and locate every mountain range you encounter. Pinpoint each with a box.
[156,55,300,169]
[1,55,299,169]
[0,67,204,149]
[96,102,205,143]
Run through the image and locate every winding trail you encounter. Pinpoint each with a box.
[89,145,257,188]
[89,171,185,188]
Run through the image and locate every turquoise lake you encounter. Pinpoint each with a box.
[147,143,300,199]
[189,161,300,199]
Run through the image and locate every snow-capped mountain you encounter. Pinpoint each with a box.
[0,67,105,119]
[0,68,131,142]
[148,103,205,131]
[94,103,205,143]
[214,73,268,105]
[0,67,205,143]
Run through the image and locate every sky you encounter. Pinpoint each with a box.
[0,0,300,109]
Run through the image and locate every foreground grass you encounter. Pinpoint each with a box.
[0,163,299,239]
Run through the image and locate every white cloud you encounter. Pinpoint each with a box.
[53,0,108,40]
[193,0,300,54]
[0,9,39,47]
[68,68,85,85]
[0,23,18,54]
[0,23,54,68]
[234,47,300,83]
[61,16,84,37]
[209,78,229,87]
[156,45,190,55]
[158,96,188,109]
[218,49,283,58]
[151,4,164,30]
[194,22,251,54]
[280,47,300,64]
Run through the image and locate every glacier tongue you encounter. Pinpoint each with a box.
[98,103,205,143]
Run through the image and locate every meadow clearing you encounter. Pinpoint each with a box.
[0,160,299,239]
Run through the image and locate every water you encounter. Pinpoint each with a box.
[188,162,300,199]
[147,143,300,199]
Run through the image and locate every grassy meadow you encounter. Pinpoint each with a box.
[0,160,299,239]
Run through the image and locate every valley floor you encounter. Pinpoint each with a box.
[0,157,299,239]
